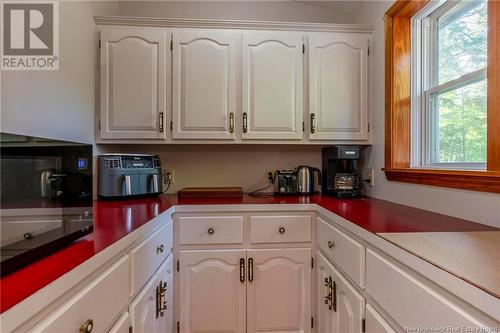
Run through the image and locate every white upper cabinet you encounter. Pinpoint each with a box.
[172,30,237,140]
[100,29,167,140]
[309,33,370,141]
[242,31,304,140]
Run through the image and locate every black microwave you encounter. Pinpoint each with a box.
[0,132,93,276]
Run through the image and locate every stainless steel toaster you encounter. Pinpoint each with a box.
[98,154,162,198]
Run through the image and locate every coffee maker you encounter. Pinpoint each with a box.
[322,146,363,198]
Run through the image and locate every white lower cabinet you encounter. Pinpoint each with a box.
[178,248,311,333]
[130,255,174,333]
[28,256,130,333]
[178,249,247,333]
[316,251,365,333]
[365,305,395,333]
[247,248,311,333]
[108,312,130,333]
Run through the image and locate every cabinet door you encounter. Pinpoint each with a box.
[309,33,369,140]
[179,250,246,333]
[108,312,130,333]
[130,258,172,333]
[246,248,311,333]
[333,266,365,333]
[365,304,396,333]
[316,251,336,333]
[172,30,237,140]
[100,28,167,140]
[242,31,304,140]
[157,255,174,333]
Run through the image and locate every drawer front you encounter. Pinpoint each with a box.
[131,222,173,296]
[316,217,365,287]
[250,215,311,243]
[179,216,243,245]
[30,256,130,333]
[366,249,488,328]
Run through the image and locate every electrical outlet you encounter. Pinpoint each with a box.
[367,168,375,187]
[163,169,174,184]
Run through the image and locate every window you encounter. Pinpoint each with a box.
[383,0,500,194]
[413,0,488,170]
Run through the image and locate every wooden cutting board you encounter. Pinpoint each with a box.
[178,187,243,199]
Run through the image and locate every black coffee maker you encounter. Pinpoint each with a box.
[322,146,363,198]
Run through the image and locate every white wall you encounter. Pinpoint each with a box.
[353,1,500,228]
[118,1,355,23]
[1,1,120,144]
[100,144,322,193]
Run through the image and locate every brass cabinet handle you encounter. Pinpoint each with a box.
[332,280,337,312]
[207,228,215,235]
[239,258,245,283]
[159,112,164,133]
[79,319,94,333]
[278,227,286,234]
[242,112,248,133]
[310,113,316,134]
[327,241,334,249]
[324,276,334,310]
[156,280,168,318]
[248,257,254,283]
[157,244,164,254]
[229,112,235,133]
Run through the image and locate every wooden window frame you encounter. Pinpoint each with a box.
[384,0,500,193]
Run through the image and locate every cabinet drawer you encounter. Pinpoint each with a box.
[366,249,488,328]
[250,215,311,243]
[29,256,130,333]
[316,217,365,287]
[130,222,172,296]
[179,216,243,245]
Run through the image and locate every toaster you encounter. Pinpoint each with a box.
[98,154,162,198]
[274,170,298,195]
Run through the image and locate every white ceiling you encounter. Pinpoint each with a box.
[294,1,361,14]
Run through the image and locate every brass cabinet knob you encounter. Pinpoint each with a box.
[157,244,164,254]
[208,228,215,235]
[80,319,94,333]
[327,241,334,249]
[278,227,286,234]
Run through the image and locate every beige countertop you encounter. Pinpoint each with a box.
[378,231,500,299]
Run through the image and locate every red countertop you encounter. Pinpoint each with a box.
[1,194,497,313]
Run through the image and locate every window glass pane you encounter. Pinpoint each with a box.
[433,79,487,163]
[438,0,487,84]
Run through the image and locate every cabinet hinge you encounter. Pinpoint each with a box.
[367,45,370,56]
[98,120,101,130]
[129,326,132,333]
[368,122,370,132]
[176,259,180,272]
[170,40,173,51]
[311,257,314,269]
[302,121,305,132]
[170,121,173,131]
[302,44,305,54]
[311,316,314,328]
[177,321,180,333]
[362,318,366,332]
[98,39,101,49]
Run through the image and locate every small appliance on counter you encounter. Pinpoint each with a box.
[322,146,363,198]
[296,165,321,194]
[0,132,93,276]
[98,154,162,198]
[274,169,298,195]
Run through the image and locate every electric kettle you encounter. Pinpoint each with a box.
[296,165,321,194]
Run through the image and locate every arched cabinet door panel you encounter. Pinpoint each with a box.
[309,33,370,141]
[242,31,304,140]
[100,28,168,140]
[246,248,311,333]
[172,30,237,140]
[178,250,246,333]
